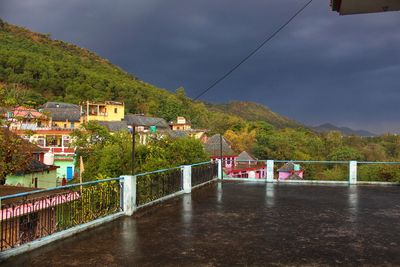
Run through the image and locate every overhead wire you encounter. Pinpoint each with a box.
[130,0,314,136]
[193,0,314,100]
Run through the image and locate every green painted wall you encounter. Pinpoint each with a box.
[54,155,75,180]
[6,169,59,189]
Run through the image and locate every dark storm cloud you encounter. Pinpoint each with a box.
[1,0,399,133]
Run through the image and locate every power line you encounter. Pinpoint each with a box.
[131,0,314,150]
[193,0,314,100]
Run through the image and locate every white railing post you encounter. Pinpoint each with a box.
[183,165,192,193]
[122,175,137,216]
[266,160,274,183]
[217,159,223,179]
[349,161,357,185]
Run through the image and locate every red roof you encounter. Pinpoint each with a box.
[11,106,44,119]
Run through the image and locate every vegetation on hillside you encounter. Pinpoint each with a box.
[0,20,244,133]
[207,101,302,129]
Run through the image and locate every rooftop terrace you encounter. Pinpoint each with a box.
[3,182,400,266]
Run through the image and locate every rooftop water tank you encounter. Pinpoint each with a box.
[43,150,55,166]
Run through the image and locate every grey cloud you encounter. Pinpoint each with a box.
[0,0,399,134]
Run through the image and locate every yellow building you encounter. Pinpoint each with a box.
[80,101,125,123]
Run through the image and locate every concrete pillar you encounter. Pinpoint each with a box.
[217,159,223,179]
[122,175,137,216]
[182,165,192,193]
[266,160,274,183]
[349,161,357,185]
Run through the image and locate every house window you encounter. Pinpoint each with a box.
[70,122,75,129]
[64,124,67,129]
[114,108,118,114]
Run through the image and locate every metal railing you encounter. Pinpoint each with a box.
[273,160,348,181]
[222,159,400,184]
[0,162,219,254]
[0,178,122,252]
[357,161,400,183]
[191,162,218,186]
[136,167,183,207]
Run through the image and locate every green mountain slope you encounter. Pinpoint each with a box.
[207,101,302,129]
[0,19,304,132]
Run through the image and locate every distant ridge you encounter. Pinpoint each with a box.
[313,123,376,137]
[207,101,303,129]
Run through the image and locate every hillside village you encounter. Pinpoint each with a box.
[1,101,271,189]
[2,1,400,265]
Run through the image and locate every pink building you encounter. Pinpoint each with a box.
[278,162,304,180]
[226,151,266,179]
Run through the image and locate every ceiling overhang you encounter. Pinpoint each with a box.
[331,0,400,15]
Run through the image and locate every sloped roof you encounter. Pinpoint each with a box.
[168,130,189,138]
[98,121,128,132]
[14,159,57,175]
[11,106,44,119]
[278,162,302,172]
[41,102,79,109]
[204,134,236,157]
[42,102,80,122]
[124,114,169,128]
[237,151,256,161]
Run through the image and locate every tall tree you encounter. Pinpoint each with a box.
[0,128,33,184]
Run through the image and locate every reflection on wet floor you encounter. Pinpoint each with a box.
[2,182,400,266]
[265,183,276,208]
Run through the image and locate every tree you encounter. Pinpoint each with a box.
[327,146,362,161]
[80,132,208,181]
[0,128,33,184]
[225,127,257,152]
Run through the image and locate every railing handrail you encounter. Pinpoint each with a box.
[1,162,215,201]
[234,159,400,164]
[0,177,122,201]
[135,166,182,177]
[190,161,213,167]
[4,159,400,201]
[357,161,400,164]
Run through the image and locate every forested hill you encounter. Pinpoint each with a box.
[0,19,304,132]
[207,101,302,129]
[313,123,376,137]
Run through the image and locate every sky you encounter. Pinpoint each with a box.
[0,0,399,134]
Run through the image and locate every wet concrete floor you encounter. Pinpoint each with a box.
[2,182,400,266]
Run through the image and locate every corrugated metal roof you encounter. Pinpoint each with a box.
[124,114,169,128]
[237,151,256,161]
[42,102,81,122]
[204,134,236,157]
[98,121,128,132]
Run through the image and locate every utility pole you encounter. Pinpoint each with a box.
[131,125,136,175]
[220,133,223,180]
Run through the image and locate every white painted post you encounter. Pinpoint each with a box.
[349,161,357,185]
[266,160,274,183]
[217,159,223,179]
[122,175,137,216]
[183,165,192,193]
